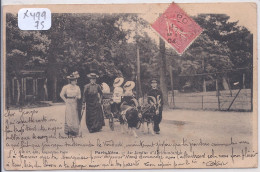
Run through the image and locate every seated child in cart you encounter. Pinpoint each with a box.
[111,77,124,118]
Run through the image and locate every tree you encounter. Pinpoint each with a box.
[43,14,130,101]
[165,14,253,92]
[194,14,253,89]
[6,13,50,105]
[195,14,252,68]
[6,12,252,105]
[159,38,169,106]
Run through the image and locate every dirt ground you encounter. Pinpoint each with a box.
[2,104,257,170]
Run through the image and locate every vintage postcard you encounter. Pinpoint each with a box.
[2,2,258,170]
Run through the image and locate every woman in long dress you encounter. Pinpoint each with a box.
[82,73,105,133]
[60,74,81,136]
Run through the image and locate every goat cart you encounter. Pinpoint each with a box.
[109,102,143,131]
[102,94,144,131]
[101,93,117,130]
[106,102,122,131]
[102,93,113,118]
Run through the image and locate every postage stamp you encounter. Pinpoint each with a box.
[152,3,203,54]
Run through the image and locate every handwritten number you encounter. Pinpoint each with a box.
[41,21,44,29]
[30,12,36,20]
[34,21,45,30]
[41,11,46,20]
[24,11,47,30]
[36,12,41,21]
[23,11,47,21]
[35,21,39,29]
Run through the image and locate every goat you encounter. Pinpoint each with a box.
[140,95,161,135]
[120,98,142,138]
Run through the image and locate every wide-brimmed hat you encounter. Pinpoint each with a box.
[150,78,159,84]
[101,82,110,93]
[72,71,80,78]
[113,77,124,87]
[87,73,99,79]
[67,74,77,80]
[123,81,135,91]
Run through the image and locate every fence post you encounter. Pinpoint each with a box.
[251,79,253,111]
[228,89,241,111]
[243,73,245,89]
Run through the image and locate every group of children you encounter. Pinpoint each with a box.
[104,77,163,134]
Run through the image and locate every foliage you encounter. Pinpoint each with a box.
[6,14,50,78]
[166,14,253,91]
[6,13,253,104]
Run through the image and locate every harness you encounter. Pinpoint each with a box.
[141,104,156,123]
[120,106,131,122]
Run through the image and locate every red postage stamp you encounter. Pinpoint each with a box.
[152,3,203,54]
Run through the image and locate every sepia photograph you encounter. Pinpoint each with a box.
[2,2,258,170]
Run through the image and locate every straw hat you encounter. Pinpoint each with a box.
[101,82,110,93]
[72,71,80,78]
[113,77,124,87]
[150,78,159,84]
[67,74,77,80]
[87,73,99,79]
[123,81,135,91]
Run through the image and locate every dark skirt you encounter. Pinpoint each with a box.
[85,99,105,133]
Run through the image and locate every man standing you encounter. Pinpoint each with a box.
[147,79,163,134]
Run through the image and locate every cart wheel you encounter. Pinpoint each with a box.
[109,113,114,131]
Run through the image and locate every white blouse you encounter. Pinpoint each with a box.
[112,87,123,103]
[60,84,81,101]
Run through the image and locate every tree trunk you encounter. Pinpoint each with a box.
[226,77,232,96]
[136,45,142,99]
[16,79,21,105]
[52,75,58,102]
[169,65,175,107]
[44,78,48,101]
[47,56,58,102]
[202,56,206,92]
[203,79,207,92]
[216,78,220,110]
[243,73,245,89]
[6,78,12,106]
[159,38,168,107]
[222,77,229,90]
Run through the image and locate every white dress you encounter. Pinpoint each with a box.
[60,84,81,136]
[112,87,123,103]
